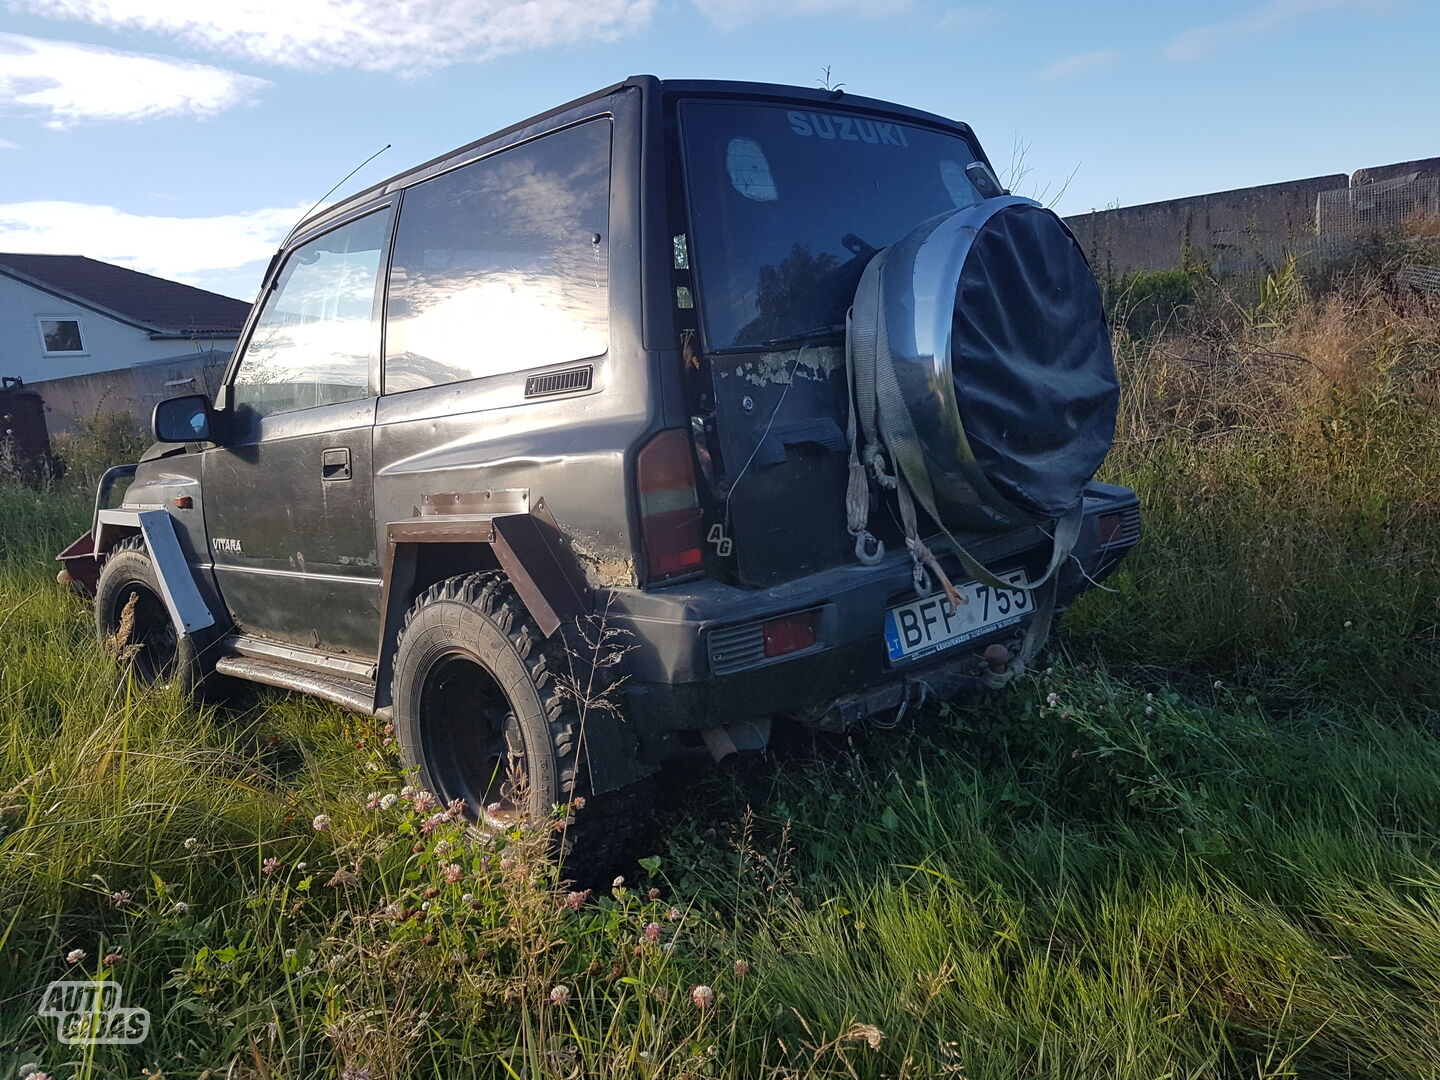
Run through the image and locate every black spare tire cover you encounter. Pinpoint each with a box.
[857,196,1118,526]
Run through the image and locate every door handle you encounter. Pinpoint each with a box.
[321,447,352,482]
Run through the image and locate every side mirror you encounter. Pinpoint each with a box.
[152,394,213,443]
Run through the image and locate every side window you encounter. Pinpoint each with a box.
[231,210,388,420]
[384,119,610,394]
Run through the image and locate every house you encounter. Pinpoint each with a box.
[0,253,251,432]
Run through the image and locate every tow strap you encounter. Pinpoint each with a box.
[844,248,1083,686]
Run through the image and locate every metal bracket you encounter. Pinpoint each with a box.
[96,508,216,636]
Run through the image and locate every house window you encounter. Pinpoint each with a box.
[39,318,85,355]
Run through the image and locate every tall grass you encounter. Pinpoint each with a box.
[1,261,1439,1077]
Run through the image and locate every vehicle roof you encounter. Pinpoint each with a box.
[289,76,978,245]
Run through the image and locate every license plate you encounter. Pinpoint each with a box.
[883,570,1033,664]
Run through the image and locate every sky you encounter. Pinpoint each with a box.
[0,0,1433,301]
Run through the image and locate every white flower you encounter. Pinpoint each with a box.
[1144,706,1156,717]
[1343,620,1353,629]
[691,984,715,1009]
[1045,692,1061,707]
[365,761,380,771]
[295,862,307,871]
[284,948,297,958]
[612,876,625,888]
[171,901,189,915]
[401,785,417,798]
[183,836,200,850]
[65,949,87,964]
[312,814,332,831]
[1212,680,1224,690]
[379,793,399,810]
[549,984,571,1006]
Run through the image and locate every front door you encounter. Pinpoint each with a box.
[202,206,392,657]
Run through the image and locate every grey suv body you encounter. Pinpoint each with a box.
[64,76,1140,871]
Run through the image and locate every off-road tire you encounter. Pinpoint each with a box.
[94,535,204,694]
[391,572,654,884]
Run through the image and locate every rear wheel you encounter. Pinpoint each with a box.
[94,536,202,692]
[391,572,654,882]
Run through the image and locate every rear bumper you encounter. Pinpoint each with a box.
[602,482,1139,743]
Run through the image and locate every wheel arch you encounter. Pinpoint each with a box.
[374,511,592,712]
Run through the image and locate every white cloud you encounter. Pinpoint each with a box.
[694,0,909,29]
[9,0,657,73]
[0,33,268,128]
[1036,49,1121,82]
[0,137,19,148]
[0,200,307,282]
[935,6,1002,32]
[1167,0,1372,60]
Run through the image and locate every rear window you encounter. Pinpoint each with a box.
[679,100,983,351]
[383,119,611,393]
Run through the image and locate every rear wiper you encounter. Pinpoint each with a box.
[757,324,846,349]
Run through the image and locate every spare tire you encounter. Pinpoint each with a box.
[851,195,1118,530]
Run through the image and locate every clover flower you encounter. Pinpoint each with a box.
[443,863,464,884]
[644,922,662,944]
[549,984,571,1006]
[691,984,715,1010]
[1045,692,1061,707]
[183,836,200,850]
[172,901,189,915]
[733,960,751,978]
[379,793,399,810]
[110,890,132,908]
[65,948,87,964]
[411,791,438,813]
[565,889,590,911]
[262,857,280,875]
[312,814,332,831]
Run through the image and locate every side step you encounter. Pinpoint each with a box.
[214,655,376,715]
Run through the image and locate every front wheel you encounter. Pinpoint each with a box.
[391,572,653,882]
[94,536,203,693]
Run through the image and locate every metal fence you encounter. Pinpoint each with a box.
[1316,175,1440,235]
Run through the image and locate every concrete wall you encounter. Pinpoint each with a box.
[1351,156,1440,187]
[1065,174,1346,277]
[28,350,230,434]
[1064,155,1440,276]
[0,274,237,385]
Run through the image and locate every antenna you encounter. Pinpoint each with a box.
[291,143,393,237]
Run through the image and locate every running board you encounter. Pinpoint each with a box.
[214,655,376,715]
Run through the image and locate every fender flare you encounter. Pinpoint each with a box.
[93,507,217,637]
[373,507,591,712]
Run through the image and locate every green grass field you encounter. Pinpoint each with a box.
[1,263,1438,1078]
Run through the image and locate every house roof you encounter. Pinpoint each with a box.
[0,253,250,337]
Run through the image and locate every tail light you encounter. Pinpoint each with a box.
[636,429,704,583]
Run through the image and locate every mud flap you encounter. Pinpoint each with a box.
[95,508,216,637]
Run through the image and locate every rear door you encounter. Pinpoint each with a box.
[202,207,391,656]
[675,97,986,587]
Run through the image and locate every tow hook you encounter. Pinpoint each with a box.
[982,643,1012,675]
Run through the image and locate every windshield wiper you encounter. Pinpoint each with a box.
[756,324,846,349]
